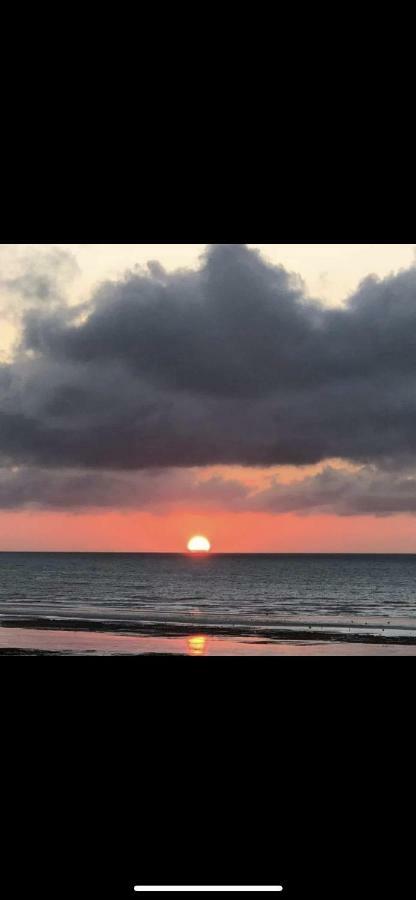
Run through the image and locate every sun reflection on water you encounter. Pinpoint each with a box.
[187,635,207,657]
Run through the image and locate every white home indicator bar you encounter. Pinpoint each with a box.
[134,888,283,893]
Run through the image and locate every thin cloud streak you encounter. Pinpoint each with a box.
[2,464,416,517]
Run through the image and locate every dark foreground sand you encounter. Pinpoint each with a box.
[1,626,416,655]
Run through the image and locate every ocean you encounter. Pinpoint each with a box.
[1,554,416,647]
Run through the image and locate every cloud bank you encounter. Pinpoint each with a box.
[1,464,416,517]
[1,243,416,513]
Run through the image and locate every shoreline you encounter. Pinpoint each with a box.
[1,620,416,655]
[1,615,416,646]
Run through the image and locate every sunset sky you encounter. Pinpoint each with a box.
[1,242,416,552]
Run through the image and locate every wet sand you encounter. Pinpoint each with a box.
[2,610,416,655]
[1,626,416,655]
[2,611,416,644]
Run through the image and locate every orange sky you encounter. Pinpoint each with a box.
[3,459,408,554]
[0,508,415,553]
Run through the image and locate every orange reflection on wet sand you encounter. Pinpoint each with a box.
[1,628,416,655]
[187,635,207,656]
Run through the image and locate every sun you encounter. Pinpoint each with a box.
[187,535,211,554]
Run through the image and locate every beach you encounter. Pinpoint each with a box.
[1,615,416,655]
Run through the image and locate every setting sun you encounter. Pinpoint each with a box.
[187,535,211,553]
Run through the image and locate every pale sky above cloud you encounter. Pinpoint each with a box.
[0,243,415,362]
[3,243,415,302]
[2,243,414,358]
[65,243,415,301]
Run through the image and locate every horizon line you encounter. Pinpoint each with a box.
[1,550,416,556]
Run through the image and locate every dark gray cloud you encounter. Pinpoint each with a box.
[1,243,416,499]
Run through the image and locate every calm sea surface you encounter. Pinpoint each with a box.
[0,553,416,627]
